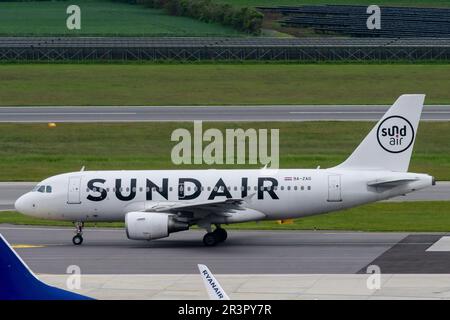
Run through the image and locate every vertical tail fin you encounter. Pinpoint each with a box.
[0,234,92,300]
[336,94,425,172]
[198,264,230,300]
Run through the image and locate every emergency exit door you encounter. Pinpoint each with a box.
[327,175,342,202]
[67,176,82,204]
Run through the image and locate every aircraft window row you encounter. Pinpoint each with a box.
[32,185,52,193]
[88,185,312,193]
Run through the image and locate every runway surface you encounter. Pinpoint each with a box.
[1,182,448,212]
[1,225,450,275]
[3,225,450,299]
[0,225,406,274]
[1,105,450,122]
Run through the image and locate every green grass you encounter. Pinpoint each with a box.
[0,121,449,181]
[218,0,450,8]
[2,201,450,232]
[0,0,242,36]
[0,211,123,228]
[0,64,450,105]
[235,201,450,232]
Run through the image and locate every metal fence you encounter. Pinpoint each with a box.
[1,37,449,61]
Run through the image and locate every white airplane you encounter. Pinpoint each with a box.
[15,94,434,246]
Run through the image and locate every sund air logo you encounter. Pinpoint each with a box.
[376,116,415,153]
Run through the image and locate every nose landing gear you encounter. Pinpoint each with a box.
[72,221,84,245]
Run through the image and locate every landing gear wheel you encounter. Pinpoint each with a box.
[203,232,218,247]
[72,235,83,245]
[73,221,84,245]
[214,228,227,242]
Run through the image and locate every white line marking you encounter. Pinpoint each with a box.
[289,111,450,114]
[0,119,449,123]
[0,112,137,115]
[0,105,449,109]
[426,236,450,252]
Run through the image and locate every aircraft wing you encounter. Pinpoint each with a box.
[198,264,230,300]
[367,177,419,187]
[140,194,266,223]
[146,198,248,215]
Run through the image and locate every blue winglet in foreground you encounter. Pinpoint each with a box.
[0,234,92,300]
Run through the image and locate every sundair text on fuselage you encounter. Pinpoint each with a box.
[86,177,286,202]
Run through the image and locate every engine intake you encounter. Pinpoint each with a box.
[125,212,189,240]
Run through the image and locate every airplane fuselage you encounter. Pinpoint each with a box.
[15,168,433,224]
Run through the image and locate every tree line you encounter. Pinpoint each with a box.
[136,0,264,35]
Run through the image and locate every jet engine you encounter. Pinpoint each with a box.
[125,212,189,240]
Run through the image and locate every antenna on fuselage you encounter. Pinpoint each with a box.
[80,166,85,172]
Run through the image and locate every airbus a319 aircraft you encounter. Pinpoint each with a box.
[15,95,434,246]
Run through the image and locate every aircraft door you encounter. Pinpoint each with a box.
[327,175,342,202]
[67,176,82,204]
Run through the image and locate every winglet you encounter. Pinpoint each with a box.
[197,264,230,300]
[0,234,92,300]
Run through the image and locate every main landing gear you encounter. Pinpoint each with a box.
[72,221,84,245]
[203,225,228,247]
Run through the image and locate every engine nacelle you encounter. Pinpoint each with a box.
[125,212,189,240]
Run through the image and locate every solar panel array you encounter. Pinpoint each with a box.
[259,5,450,38]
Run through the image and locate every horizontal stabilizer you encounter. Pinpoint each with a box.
[367,177,419,187]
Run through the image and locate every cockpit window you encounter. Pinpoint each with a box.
[33,185,52,193]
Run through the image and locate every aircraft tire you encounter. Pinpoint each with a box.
[214,228,227,242]
[72,235,83,245]
[203,233,218,246]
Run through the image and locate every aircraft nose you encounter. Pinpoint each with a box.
[14,194,29,213]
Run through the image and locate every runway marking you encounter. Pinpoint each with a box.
[2,111,447,116]
[426,236,450,252]
[289,111,450,114]
[0,112,137,115]
[0,119,449,123]
[12,244,45,249]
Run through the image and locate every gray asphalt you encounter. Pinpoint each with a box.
[1,105,450,122]
[0,225,406,274]
[0,182,447,211]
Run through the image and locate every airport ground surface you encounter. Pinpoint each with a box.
[39,273,450,300]
[1,105,450,122]
[5,224,450,299]
[2,225,450,275]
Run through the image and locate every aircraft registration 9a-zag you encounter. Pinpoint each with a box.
[15,95,434,246]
